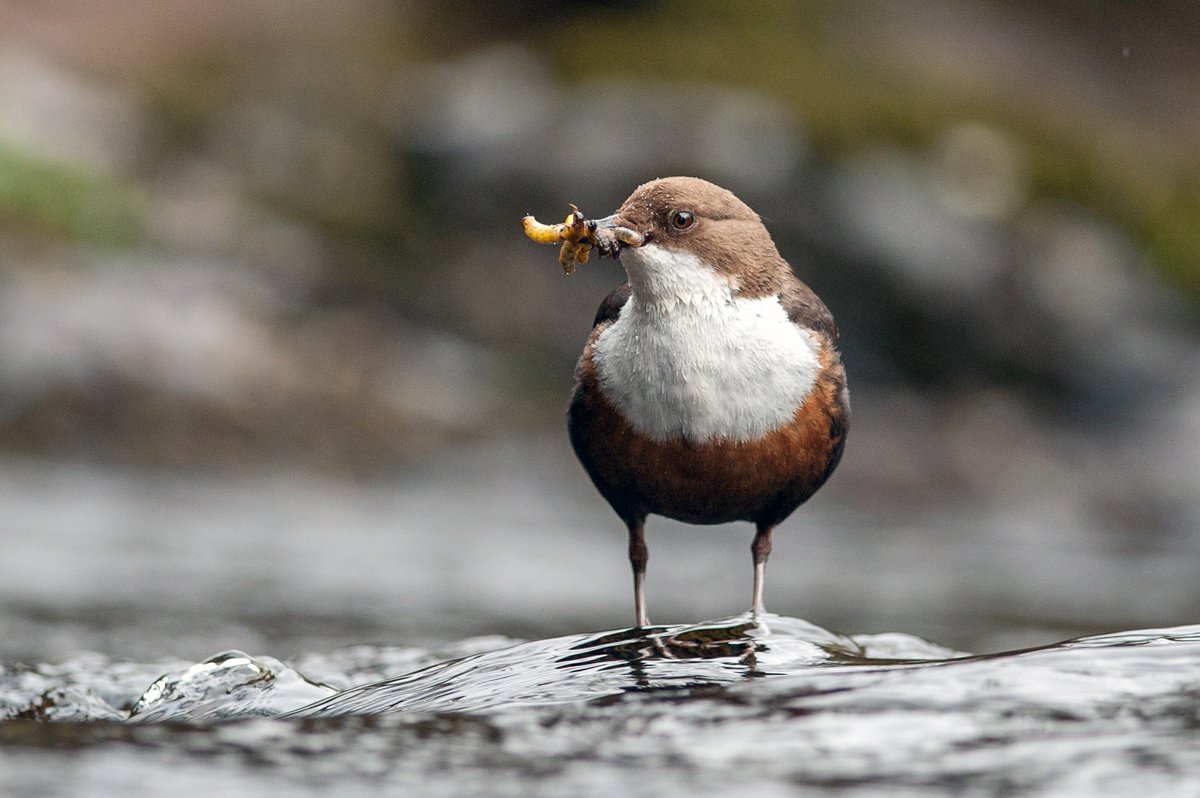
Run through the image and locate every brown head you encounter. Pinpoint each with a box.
[594,176,792,299]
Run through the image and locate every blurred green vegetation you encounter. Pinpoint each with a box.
[0,144,145,248]
[543,0,1200,297]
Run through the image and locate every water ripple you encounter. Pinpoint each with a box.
[4,617,1200,796]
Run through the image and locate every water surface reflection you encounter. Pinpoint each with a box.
[4,616,1200,797]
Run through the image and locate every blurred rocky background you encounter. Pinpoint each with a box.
[0,0,1198,655]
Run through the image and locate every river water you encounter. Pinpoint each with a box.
[2,437,1199,795]
[5,617,1200,796]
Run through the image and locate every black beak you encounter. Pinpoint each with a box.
[587,214,645,259]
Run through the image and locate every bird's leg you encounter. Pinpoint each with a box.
[751,524,775,619]
[627,517,650,628]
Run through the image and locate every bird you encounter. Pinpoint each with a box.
[567,176,849,628]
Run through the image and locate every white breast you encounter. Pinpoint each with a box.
[593,244,821,443]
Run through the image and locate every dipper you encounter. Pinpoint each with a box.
[550,177,849,628]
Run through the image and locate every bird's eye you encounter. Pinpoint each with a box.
[670,210,695,230]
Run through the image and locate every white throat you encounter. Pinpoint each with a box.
[593,243,821,443]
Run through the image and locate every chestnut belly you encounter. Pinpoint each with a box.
[570,382,846,527]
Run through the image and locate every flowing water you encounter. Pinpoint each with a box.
[2,440,1199,795]
[4,616,1200,796]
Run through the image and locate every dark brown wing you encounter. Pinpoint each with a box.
[766,275,849,525]
[592,283,631,328]
[569,281,642,526]
[779,277,838,343]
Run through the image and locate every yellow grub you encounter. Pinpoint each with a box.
[522,204,594,274]
[521,215,566,245]
[560,240,590,273]
[612,227,645,247]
